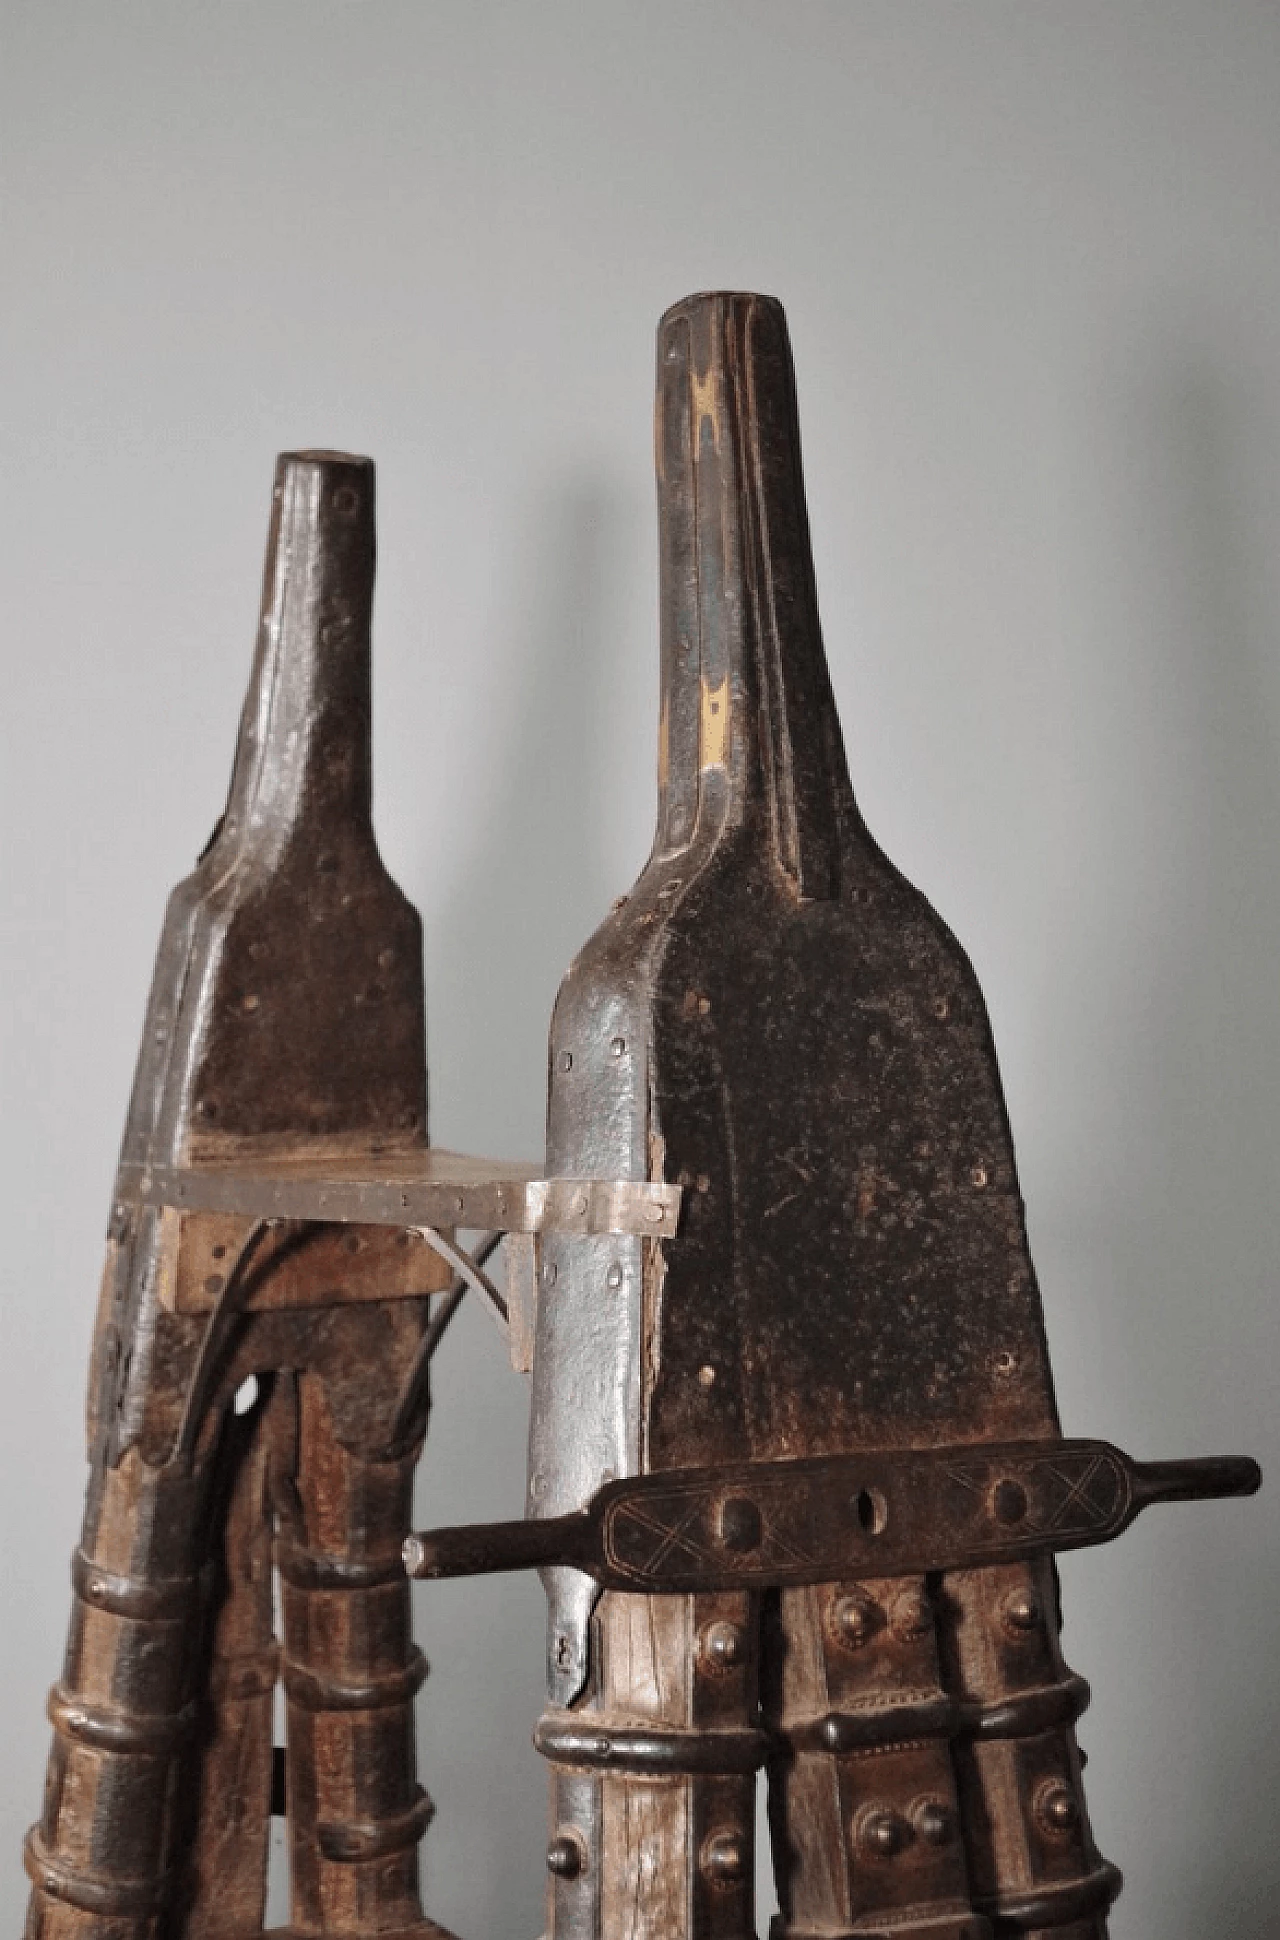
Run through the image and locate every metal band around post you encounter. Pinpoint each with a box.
[24,1831,170,1920]
[71,1547,200,1623]
[975,1862,1122,1931]
[971,1674,1090,1741]
[274,1534,407,1593]
[794,1694,968,1755]
[47,1684,196,1757]
[535,1715,770,1776]
[317,1786,436,1863]
[282,1647,428,1713]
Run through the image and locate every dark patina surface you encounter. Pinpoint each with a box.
[25,454,456,1940]
[25,300,1258,1940]
[459,292,1256,1940]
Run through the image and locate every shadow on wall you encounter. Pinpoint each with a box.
[407,479,642,1940]
[1077,352,1280,1939]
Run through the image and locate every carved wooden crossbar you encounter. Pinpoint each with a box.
[24,297,1257,1940]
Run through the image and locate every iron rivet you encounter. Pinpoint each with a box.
[204,1274,224,1296]
[610,1036,626,1057]
[542,1260,558,1288]
[932,996,949,1019]
[646,1202,664,1223]
[378,948,395,968]
[344,1233,361,1254]
[558,1051,573,1072]
[700,1829,747,1885]
[1036,1779,1080,1834]
[970,1164,988,1188]
[830,1591,880,1650]
[820,1713,855,1753]
[991,1478,1028,1525]
[1002,1587,1041,1633]
[242,993,260,1012]
[892,1590,933,1639]
[699,1619,746,1672]
[698,995,711,1015]
[212,1245,227,1260]
[696,1173,710,1194]
[992,1349,1017,1377]
[606,1263,624,1290]
[197,1098,217,1119]
[860,1808,909,1858]
[716,1496,762,1553]
[332,484,359,517]
[546,1832,584,1879]
[697,1363,717,1388]
[914,1799,955,1847]
[88,1578,107,1600]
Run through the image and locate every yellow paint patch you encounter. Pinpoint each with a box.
[689,364,721,450]
[699,676,730,770]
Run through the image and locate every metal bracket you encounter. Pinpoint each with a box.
[116,1153,681,1238]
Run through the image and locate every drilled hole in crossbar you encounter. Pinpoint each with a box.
[854,1487,888,1536]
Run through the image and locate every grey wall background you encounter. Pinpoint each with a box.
[3,4,1278,1936]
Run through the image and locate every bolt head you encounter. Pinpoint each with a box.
[699,1619,747,1672]
[914,1798,955,1847]
[860,1809,909,1859]
[700,1829,747,1884]
[546,1832,584,1879]
[830,1591,880,1650]
[819,1713,856,1754]
[1002,1587,1042,1633]
[892,1590,933,1639]
[1037,1779,1080,1834]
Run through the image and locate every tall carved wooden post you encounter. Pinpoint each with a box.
[407,293,1258,1940]
[25,452,451,1940]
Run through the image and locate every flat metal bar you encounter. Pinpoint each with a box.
[115,1151,681,1237]
[405,1441,1261,1591]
